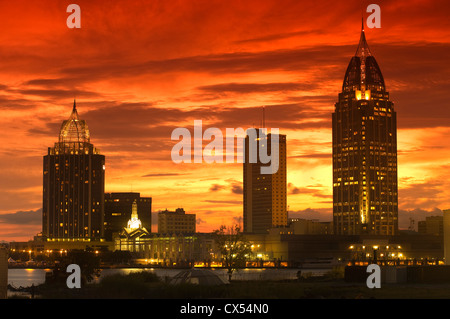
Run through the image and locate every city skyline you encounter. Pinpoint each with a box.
[1,0,450,241]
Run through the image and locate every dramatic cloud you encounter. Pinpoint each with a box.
[0,0,449,240]
[288,183,331,199]
[230,183,243,195]
[0,209,42,225]
[203,200,242,205]
[209,184,225,192]
[197,82,317,95]
[142,173,187,177]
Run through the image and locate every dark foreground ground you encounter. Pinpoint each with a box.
[9,270,450,299]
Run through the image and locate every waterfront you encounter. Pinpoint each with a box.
[8,266,450,300]
[7,267,329,288]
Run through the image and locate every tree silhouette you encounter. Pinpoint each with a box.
[213,224,251,282]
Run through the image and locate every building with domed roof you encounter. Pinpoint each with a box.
[42,101,105,241]
[332,21,398,236]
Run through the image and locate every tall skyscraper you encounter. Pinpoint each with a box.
[104,192,152,240]
[42,101,105,241]
[243,129,287,234]
[332,22,398,235]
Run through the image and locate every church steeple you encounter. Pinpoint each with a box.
[127,199,142,230]
[131,199,138,219]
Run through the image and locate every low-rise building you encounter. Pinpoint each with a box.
[9,235,114,257]
[418,215,443,236]
[114,232,216,267]
[158,208,196,234]
[0,247,7,299]
[115,204,213,266]
[244,232,444,267]
[444,209,450,265]
[267,218,333,235]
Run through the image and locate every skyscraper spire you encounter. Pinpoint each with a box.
[70,99,79,121]
[355,19,371,58]
[343,22,384,93]
[262,106,265,128]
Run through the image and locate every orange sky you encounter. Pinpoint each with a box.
[0,0,449,241]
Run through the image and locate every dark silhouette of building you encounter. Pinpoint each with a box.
[104,192,152,240]
[157,208,195,234]
[332,22,398,235]
[418,216,443,236]
[243,129,287,234]
[42,101,105,241]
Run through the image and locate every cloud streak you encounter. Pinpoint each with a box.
[0,209,42,225]
[0,0,449,240]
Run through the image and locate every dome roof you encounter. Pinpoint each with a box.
[342,22,385,92]
[58,100,90,144]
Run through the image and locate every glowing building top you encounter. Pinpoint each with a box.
[342,19,385,95]
[59,100,90,144]
[127,200,143,230]
[50,101,100,155]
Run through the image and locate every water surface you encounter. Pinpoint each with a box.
[8,267,328,287]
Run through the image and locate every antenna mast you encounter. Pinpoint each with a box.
[263,106,265,128]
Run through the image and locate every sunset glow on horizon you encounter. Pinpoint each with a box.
[1,0,449,241]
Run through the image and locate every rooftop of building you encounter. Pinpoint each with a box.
[342,20,385,92]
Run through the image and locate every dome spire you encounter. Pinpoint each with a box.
[58,101,90,145]
[342,21,385,93]
[355,18,371,58]
[69,99,79,121]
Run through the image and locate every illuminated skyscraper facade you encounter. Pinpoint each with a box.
[42,102,105,241]
[332,24,398,235]
[243,130,287,234]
